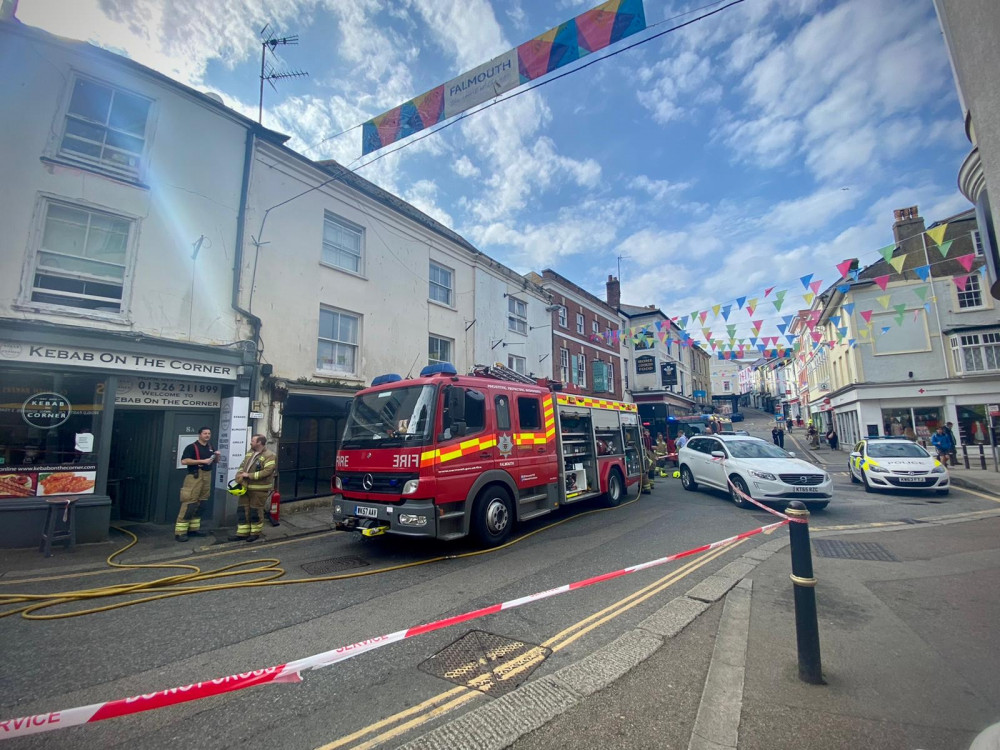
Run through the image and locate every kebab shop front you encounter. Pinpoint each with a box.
[0,328,248,548]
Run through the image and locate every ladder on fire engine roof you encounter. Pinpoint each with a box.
[473,362,539,385]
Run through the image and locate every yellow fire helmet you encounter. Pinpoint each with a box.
[227,479,247,496]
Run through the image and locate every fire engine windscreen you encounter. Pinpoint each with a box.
[342,385,437,448]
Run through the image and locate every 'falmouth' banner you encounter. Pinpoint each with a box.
[361,0,646,155]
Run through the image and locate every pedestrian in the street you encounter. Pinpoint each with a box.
[175,427,219,542]
[931,426,954,464]
[807,423,819,448]
[771,425,781,446]
[229,434,277,542]
[943,422,958,466]
[675,431,688,451]
[777,426,785,448]
[826,426,839,451]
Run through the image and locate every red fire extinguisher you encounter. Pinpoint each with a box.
[267,490,281,526]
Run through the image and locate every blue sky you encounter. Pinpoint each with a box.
[18,0,972,341]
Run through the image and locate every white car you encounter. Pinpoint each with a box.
[848,438,950,495]
[678,434,832,510]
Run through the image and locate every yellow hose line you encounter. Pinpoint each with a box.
[0,494,642,621]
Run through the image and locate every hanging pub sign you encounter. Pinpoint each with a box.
[660,361,678,386]
[636,355,656,374]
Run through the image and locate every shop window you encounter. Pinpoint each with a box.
[59,76,152,178]
[317,306,359,374]
[0,371,105,499]
[26,200,133,314]
[429,261,454,306]
[957,404,991,446]
[322,212,363,274]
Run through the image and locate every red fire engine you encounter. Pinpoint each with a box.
[331,363,644,546]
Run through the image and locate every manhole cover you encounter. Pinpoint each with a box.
[419,630,550,697]
[300,556,369,575]
[813,540,900,562]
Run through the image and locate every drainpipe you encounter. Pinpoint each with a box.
[234,129,262,405]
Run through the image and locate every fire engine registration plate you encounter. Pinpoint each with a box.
[355,506,379,518]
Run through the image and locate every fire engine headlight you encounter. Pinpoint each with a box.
[399,514,427,527]
[402,479,420,495]
[334,504,342,514]
[334,476,343,490]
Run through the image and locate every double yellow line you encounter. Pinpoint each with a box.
[316,539,745,750]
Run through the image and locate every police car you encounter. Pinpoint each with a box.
[848,437,950,495]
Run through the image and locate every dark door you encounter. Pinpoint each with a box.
[161,411,218,525]
[108,410,164,522]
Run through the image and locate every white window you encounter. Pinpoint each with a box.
[607,361,614,394]
[576,354,586,387]
[59,76,151,178]
[322,213,363,274]
[429,261,453,306]
[951,331,1000,373]
[558,306,568,327]
[507,296,527,334]
[27,200,132,313]
[956,272,984,309]
[560,348,570,383]
[592,320,599,335]
[317,307,359,374]
[428,335,452,365]
[576,313,585,334]
[508,354,526,375]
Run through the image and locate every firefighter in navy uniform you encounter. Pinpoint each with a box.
[175,427,219,542]
[228,434,276,542]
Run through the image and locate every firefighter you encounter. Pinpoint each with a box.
[641,428,655,493]
[176,427,219,542]
[228,434,276,542]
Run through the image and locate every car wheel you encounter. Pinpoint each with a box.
[729,475,751,508]
[471,486,514,547]
[605,469,624,507]
[861,470,874,494]
[806,501,829,511]
[849,462,860,484]
[680,465,698,492]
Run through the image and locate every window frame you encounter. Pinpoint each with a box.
[55,73,154,181]
[317,306,361,376]
[559,348,570,383]
[592,319,599,335]
[575,354,586,388]
[321,211,365,276]
[955,271,985,310]
[428,334,453,366]
[576,313,585,334]
[508,354,527,375]
[19,195,137,319]
[507,296,528,335]
[558,306,568,328]
[950,330,1000,374]
[428,260,454,307]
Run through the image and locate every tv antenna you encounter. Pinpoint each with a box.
[258,24,309,124]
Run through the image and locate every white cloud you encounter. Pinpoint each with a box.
[760,188,862,239]
[452,155,481,178]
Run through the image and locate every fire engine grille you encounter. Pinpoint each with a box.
[812,540,900,562]
[418,630,551,697]
[300,556,370,576]
[337,472,418,494]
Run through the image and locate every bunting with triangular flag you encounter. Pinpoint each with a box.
[889,255,906,274]
[874,275,890,291]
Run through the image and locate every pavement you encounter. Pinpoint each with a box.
[3,421,1000,749]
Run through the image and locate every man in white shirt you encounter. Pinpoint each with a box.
[676,432,689,451]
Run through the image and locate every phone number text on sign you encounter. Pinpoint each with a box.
[115,378,221,408]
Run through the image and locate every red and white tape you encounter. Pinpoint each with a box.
[0,519,788,740]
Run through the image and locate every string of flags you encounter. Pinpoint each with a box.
[588,223,984,362]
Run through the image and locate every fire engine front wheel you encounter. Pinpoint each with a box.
[472,487,514,547]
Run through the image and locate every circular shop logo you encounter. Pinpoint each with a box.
[117,377,134,395]
[0,343,23,359]
[22,392,73,429]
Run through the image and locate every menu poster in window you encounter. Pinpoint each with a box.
[0,464,97,499]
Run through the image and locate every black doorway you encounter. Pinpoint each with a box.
[108,410,164,522]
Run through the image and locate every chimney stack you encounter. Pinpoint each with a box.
[892,205,926,244]
[606,275,621,310]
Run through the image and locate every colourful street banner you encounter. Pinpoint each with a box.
[362,0,647,154]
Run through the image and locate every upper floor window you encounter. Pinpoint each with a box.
[60,77,152,178]
[951,330,1000,374]
[317,307,359,374]
[973,230,984,257]
[558,306,568,327]
[27,200,132,314]
[575,354,586,388]
[956,272,984,309]
[592,320,599,335]
[560,348,570,383]
[428,335,452,366]
[507,296,527,334]
[508,354,526,375]
[429,261,453,306]
[576,313,585,334]
[322,213,363,274]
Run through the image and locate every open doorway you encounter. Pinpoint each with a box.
[108,410,164,522]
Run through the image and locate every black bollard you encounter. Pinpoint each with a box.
[963,444,970,469]
[786,501,824,684]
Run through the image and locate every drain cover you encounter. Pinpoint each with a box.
[300,556,369,575]
[813,540,900,562]
[419,630,550,697]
